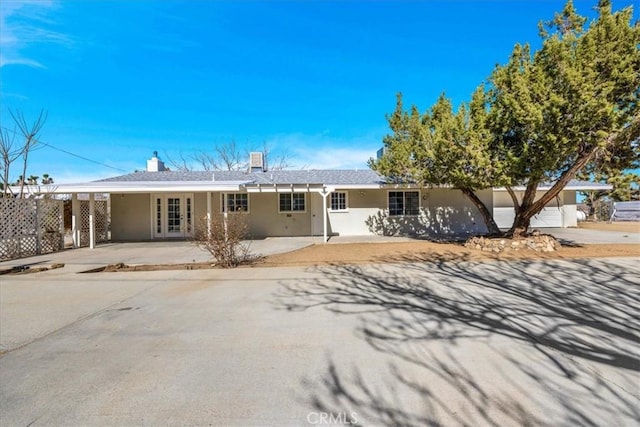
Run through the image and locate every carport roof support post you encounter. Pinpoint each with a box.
[89,193,95,249]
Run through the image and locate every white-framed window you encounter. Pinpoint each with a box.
[330,192,348,211]
[388,190,420,216]
[279,193,306,212]
[222,193,249,213]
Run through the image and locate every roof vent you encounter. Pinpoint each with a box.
[249,151,265,172]
[147,151,166,172]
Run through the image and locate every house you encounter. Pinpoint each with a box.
[28,152,612,248]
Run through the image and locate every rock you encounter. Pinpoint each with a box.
[465,233,560,253]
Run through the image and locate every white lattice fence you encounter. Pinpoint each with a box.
[79,200,109,247]
[1,199,64,261]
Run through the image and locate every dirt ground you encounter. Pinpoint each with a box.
[577,221,640,233]
[260,241,639,267]
[261,221,640,267]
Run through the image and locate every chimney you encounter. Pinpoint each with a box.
[249,151,265,172]
[146,151,166,172]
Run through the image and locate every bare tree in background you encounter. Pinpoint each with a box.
[0,126,22,197]
[1,109,47,198]
[260,141,292,171]
[11,109,48,198]
[164,150,191,171]
[167,139,293,172]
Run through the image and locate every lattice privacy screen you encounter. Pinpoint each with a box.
[0,199,64,261]
[78,200,109,247]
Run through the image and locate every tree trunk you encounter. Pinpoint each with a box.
[460,187,502,236]
[508,146,599,237]
[505,186,520,212]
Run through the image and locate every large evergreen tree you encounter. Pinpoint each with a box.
[371,89,506,235]
[372,0,639,236]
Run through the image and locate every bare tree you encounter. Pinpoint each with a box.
[0,125,23,198]
[258,141,292,171]
[167,139,293,172]
[192,151,219,171]
[216,139,244,171]
[163,150,191,171]
[9,109,48,198]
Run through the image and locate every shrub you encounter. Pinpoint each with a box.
[195,213,252,268]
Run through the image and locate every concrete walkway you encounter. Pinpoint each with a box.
[0,238,318,272]
[0,235,415,272]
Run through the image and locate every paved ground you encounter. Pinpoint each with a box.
[1,256,638,426]
[0,238,321,273]
[545,227,640,245]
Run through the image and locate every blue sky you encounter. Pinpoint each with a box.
[0,0,636,183]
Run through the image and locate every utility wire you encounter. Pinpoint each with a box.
[0,125,128,173]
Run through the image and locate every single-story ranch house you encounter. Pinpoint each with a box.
[30,152,611,248]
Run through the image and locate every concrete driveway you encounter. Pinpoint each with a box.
[545,227,640,245]
[1,257,638,426]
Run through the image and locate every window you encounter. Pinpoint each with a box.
[330,192,348,211]
[389,191,419,216]
[279,193,305,212]
[222,193,249,212]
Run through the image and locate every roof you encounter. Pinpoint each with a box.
[19,169,611,194]
[97,169,386,186]
[493,180,613,192]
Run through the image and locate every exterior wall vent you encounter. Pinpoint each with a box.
[249,151,265,172]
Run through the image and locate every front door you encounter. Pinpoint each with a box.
[310,192,325,236]
[153,194,193,239]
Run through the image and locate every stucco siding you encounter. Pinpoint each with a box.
[359,188,489,236]
[111,193,151,241]
[328,190,385,236]
[192,193,207,235]
[421,188,489,235]
[243,192,312,238]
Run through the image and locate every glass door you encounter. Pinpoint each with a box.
[152,194,194,239]
[166,197,183,237]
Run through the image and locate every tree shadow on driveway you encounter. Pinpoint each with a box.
[274,256,639,426]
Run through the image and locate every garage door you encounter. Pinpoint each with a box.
[493,206,563,229]
[530,207,563,228]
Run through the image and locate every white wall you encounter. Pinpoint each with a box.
[329,188,491,237]
[328,189,385,235]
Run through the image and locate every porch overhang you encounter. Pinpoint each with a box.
[244,183,327,193]
[243,183,384,193]
[17,180,251,195]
